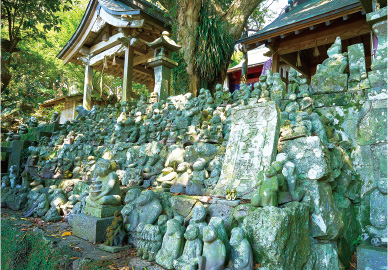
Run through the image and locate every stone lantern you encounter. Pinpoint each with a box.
[147,31,181,101]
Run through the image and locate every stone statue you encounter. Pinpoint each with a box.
[250,81,262,99]
[121,188,141,233]
[156,217,185,269]
[367,178,387,247]
[19,124,28,134]
[75,105,91,120]
[222,88,231,105]
[6,131,14,142]
[230,227,253,270]
[271,73,286,103]
[251,162,280,207]
[50,111,60,124]
[104,210,127,247]
[24,193,50,217]
[199,225,226,270]
[28,117,38,128]
[205,157,222,188]
[170,162,193,193]
[137,224,162,261]
[9,165,19,188]
[293,112,312,137]
[174,225,203,270]
[186,158,208,195]
[85,159,121,208]
[189,204,207,239]
[214,84,223,106]
[136,190,163,227]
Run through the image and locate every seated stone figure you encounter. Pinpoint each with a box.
[85,159,121,209]
[138,189,163,221]
[50,111,60,124]
[104,210,127,247]
[367,178,387,247]
[186,158,208,195]
[251,162,280,207]
[121,188,141,233]
[189,204,207,239]
[199,225,226,270]
[229,227,253,270]
[137,224,162,261]
[174,225,203,270]
[156,217,185,269]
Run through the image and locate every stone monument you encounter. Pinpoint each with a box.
[212,102,280,198]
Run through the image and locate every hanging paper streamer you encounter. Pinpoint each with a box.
[103,56,108,69]
[112,54,117,66]
[313,41,320,57]
[296,51,302,67]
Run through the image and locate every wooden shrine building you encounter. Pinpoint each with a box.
[239,0,373,83]
[57,0,172,110]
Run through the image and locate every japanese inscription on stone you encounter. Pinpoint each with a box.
[212,102,280,199]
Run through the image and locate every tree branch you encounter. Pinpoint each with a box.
[221,0,264,40]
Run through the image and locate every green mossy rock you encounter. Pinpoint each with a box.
[242,202,310,269]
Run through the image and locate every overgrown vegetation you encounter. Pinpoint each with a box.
[1,218,73,269]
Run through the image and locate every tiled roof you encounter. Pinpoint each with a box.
[240,0,360,43]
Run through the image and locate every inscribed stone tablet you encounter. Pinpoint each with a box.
[212,102,280,199]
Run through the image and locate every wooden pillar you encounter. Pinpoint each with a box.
[122,46,134,102]
[83,64,93,111]
[272,51,280,74]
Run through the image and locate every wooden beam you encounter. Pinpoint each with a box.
[278,17,371,55]
[89,44,126,66]
[280,52,311,78]
[272,51,280,74]
[133,66,153,76]
[89,33,125,55]
[63,12,98,65]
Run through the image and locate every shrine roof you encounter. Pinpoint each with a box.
[239,0,362,45]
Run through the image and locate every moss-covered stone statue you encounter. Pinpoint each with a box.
[251,162,280,207]
[84,159,121,217]
[186,158,208,195]
[174,225,203,270]
[199,225,226,270]
[229,227,253,270]
[104,210,127,246]
[155,217,185,269]
[367,178,387,247]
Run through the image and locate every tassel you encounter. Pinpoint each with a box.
[313,41,320,57]
[100,73,103,97]
[103,56,107,69]
[112,54,116,66]
[296,51,302,67]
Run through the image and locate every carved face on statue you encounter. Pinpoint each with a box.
[184,225,199,241]
[95,159,116,178]
[137,190,154,206]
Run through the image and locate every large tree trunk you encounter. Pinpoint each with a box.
[159,0,263,95]
[175,0,202,96]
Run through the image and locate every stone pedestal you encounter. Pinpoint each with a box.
[72,213,114,243]
[84,205,122,218]
[148,56,177,101]
[357,243,387,270]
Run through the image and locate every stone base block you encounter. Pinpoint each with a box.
[72,214,114,243]
[99,244,130,253]
[357,243,387,270]
[84,205,122,218]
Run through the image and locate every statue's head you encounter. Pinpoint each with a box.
[202,225,217,243]
[265,164,277,178]
[193,158,206,171]
[230,227,244,246]
[377,178,387,194]
[192,204,207,222]
[184,225,199,241]
[137,190,155,206]
[157,215,168,226]
[95,158,116,178]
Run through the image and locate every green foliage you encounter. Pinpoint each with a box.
[194,6,235,86]
[172,51,190,94]
[352,235,362,247]
[1,219,74,269]
[229,51,243,68]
